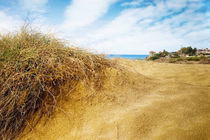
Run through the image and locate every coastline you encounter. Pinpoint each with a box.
[108,54,149,60]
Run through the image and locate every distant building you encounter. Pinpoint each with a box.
[197,48,209,55]
[149,51,156,57]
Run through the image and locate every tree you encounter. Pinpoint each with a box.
[162,49,169,56]
[191,48,197,56]
[179,46,197,56]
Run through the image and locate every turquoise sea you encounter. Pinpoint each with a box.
[108,54,149,60]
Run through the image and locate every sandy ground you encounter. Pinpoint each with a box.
[22,59,210,140]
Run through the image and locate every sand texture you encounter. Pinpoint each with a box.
[21,59,210,140]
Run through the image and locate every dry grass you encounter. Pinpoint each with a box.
[0,28,112,140]
[1,28,209,140]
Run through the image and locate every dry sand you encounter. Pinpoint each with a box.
[22,59,210,140]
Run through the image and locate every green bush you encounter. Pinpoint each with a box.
[200,55,208,60]
[179,46,197,56]
[169,53,180,58]
[186,56,200,61]
[169,58,177,63]
[176,57,183,61]
[148,55,160,60]
[168,57,183,63]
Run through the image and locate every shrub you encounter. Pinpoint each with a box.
[179,46,197,56]
[169,53,180,58]
[200,55,207,60]
[169,58,177,63]
[176,57,184,61]
[185,56,200,61]
[0,28,112,139]
[148,55,160,60]
[168,57,183,63]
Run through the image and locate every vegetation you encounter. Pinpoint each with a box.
[169,57,183,63]
[179,46,197,56]
[161,49,169,57]
[147,46,210,64]
[169,53,180,58]
[168,57,202,63]
[185,56,200,61]
[0,28,112,139]
[148,55,160,60]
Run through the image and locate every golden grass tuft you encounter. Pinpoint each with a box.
[0,28,112,140]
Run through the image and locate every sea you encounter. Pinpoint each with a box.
[108,54,149,60]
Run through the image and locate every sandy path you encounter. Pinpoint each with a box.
[22,60,210,140]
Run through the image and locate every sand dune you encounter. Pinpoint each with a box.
[22,59,210,140]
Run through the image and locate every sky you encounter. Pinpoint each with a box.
[0,0,210,54]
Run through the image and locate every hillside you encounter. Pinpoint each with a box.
[22,59,210,140]
[0,29,112,139]
[0,30,210,140]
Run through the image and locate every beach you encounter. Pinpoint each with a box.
[22,59,210,140]
[1,0,210,139]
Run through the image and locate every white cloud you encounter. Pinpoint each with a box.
[165,0,187,11]
[0,0,209,54]
[0,11,22,33]
[19,0,48,12]
[62,0,118,30]
[81,8,185,54]
[121,0,144,7]
[58,0,209,54]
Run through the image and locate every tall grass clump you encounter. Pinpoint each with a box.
[0,28,112,139]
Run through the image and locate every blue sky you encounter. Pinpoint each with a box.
[0,0,210,54]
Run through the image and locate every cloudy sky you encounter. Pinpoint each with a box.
[0,0,210,54]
